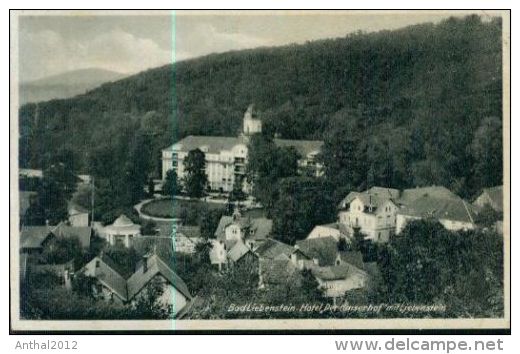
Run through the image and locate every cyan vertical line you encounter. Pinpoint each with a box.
[171,9,177,330]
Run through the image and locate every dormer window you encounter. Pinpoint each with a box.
[335,254,342,266]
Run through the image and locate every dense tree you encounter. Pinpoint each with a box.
[350,226,367,253]
[22,198,46,226]
[199,208,225,239]
[104,245,141,279]
[380,219,503,317]
[42,236,84,268]
[321,109,367,193]
[131,277,173,319]
[475,204,503,228]
[272,177,335,244]
[229,178,246,202]
[140,220,158,236]
[471,116,503,189]
[147,178,155,196]
[162,169,179,196]
[246,134,300,209]
[194,238,213,265]
[24,160,79,225]
[183,148,208,199]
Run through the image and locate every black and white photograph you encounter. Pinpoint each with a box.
[9,9,510,332]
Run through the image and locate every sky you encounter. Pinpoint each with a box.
[17,10,489,83]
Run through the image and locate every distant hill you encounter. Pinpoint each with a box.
[19,68,126,104]
[18,15,503,197]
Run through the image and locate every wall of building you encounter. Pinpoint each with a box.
[93,282,125,306]
[225,224,243,242]
[69,212,89,227]
[397,214,475,234]
[439,219,475,232]
[173,236,198,254]
[210,240,228,267]
[338,198,397,242]
[162,144,248,193]
[317,273,366,298]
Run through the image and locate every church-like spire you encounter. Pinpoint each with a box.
[242,104,262,136]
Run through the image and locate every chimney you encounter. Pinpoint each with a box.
[64,269,72,290]
[232,204,241,222]
[335,254,342,266]
[142,255,149,273]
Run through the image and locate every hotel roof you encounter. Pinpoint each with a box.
[163,135,323,157]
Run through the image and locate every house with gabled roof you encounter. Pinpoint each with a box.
[213,208,273,250]
[310,261,368,300]
[474,185,503,213]
[295,236,345,267]
[156,222,202,254]
[68,201,89,227]
[337,185,468,242]
[227,239,257,265]
[20,223,92,254]
[255,238,295,261]
[53,223,92,249]
[81,254,129,304]
[20,226,54,254]
[307,223,349,243]
[396,194,478,234]
[127,254,192,314]
[79,252,192,316]
[255,238,309,288]
[210,208,269,271]
[258,257,300,288]
[338,187,401,243]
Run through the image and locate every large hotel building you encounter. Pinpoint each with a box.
[161,106,323,193]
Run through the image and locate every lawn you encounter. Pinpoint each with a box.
[140,198,224,219]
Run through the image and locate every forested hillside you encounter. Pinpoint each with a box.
[19,15,503,199]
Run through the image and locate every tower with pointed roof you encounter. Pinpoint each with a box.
[242,104,262,137]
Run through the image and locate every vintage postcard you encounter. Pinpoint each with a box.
[9,10,510,332]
